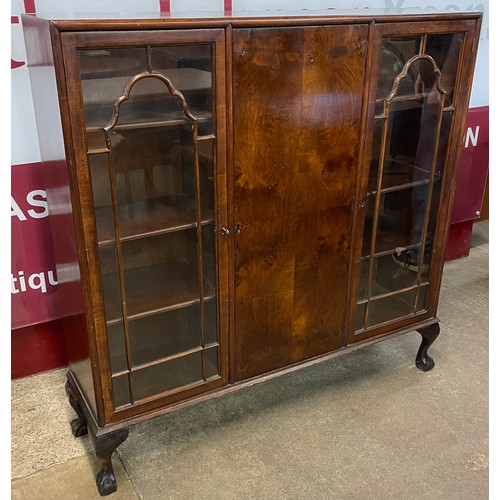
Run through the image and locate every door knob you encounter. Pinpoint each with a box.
[220,226,230,235]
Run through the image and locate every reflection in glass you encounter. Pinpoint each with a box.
[426,34,464,106]
[377,37,421,99]
[391,58,442,272]
[152,45,213,133]
[80,48,147,129]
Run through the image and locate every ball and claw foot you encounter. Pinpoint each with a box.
[416,351,435,372]
[94,428,129,496]
[96,468,118,496]
[66,375,129,496]
[416,323,440,372]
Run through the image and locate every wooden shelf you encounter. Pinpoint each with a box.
[361,290,416,329]
[86,108,212,133]
[83,67,213,134]
[358,282,428,304]
[362,229,413,258]
[368,178,429,197]
[367,157,432,196]
[357,254,429,301]
[108,298,218,374]
[102,262,215,325]
[96,197,214,246]
[82,67,212,106]
[123,342,219,376]
[362,242,420,260]
[376,92,430,103]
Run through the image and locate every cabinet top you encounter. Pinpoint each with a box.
[22,9,482,31]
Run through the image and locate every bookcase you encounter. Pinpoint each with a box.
[23,10,481,495]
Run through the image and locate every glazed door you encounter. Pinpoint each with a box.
[351,20,478,341]
[62,30,228,421]
[233,25,368,381]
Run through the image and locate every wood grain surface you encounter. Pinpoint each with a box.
[233,25,368,380]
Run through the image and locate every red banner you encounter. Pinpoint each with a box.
[451,106,489,224]
[11,163,63,329]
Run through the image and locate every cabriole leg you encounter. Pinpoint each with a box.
[416,323,440,371]
[65,379,88,437]
[94,428,129,496]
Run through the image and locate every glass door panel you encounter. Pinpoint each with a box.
[132,351,204,401]
[127,304,204,366]
[377,36,422,99]
[356,32,464,333]
[112,375,130,408]
[79,43,221,408]
[151,45,214,134]
[426,34,464,106]
[107,324,127,374]
[367,289,416,328]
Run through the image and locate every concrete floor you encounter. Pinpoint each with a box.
[11,221,488,500]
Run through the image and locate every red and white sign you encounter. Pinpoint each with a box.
[452,106,489,224]
[11,163,60,329]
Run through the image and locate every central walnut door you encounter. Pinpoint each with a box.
[233,25,368,380]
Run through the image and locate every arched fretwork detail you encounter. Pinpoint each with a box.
[99,58,209,401]
[385,53,447,104]
[103,70,198,133]
[359,48,453,332]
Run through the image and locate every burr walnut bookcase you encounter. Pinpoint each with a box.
[23,9,481,495]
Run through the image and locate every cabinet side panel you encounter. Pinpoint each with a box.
[233,25,367,380]
[22,16,97,416]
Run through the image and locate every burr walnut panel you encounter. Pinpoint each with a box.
[233,25,368,380]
